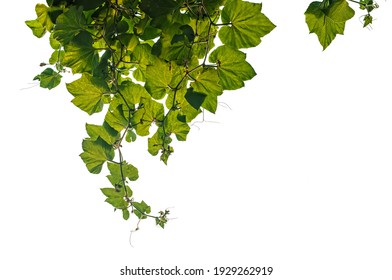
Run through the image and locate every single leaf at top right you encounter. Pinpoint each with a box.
[305,0,355,50]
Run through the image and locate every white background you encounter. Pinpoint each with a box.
[1,1,391,279]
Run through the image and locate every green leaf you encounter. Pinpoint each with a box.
[49,50,65,65]
[126,129,137,143]
[166,86,200,122]
[164,110,190,141]
[148,127,168,156]
[74,0,105,10]
[25,20,46,38]
[132,97,165,136]
[145,58,173,99]
[105,99,129,132]
[219,0,276,49]
[209,45,256,90]
[66,73,109,115]
[190,68,223,113]
[131,44,153,82]
[122,209,130,220]
[35,4,55,31]
[107,161,139,188]
[53,6,86,44]
[133,201,151,219]
[80,138,115,174]
[153,24,194,63]
[305,0,355,50]
[63,32,98,74]
[140,0,178,18]
[101,185,133,198]
[119,80,150,106]
[185,88,206,111]
[105,197,128,209]
[33,68,62,90]
[86,122,119,145]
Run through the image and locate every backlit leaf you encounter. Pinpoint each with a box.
[63,32,98,74]
[33,68,62,90]
[53,6,86,44]
[66,73,109,115]
[219,0,276,49]
[305,0,355,50]
[145,58,173,99]
[80,138,115,174]
[209,45,256,90]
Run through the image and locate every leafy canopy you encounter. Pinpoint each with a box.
[26,0,381,230]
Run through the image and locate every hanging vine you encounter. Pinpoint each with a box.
[26,0,380,230]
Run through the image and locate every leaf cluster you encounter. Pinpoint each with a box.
[26,0,383,230]
[26,0,275,228]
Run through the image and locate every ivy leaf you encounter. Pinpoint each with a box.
[119,80,150,106]
[101,185,133,199]
[131,44,153,82]
[305,0,355,50]
[35,4,55,31]
[209,45,256,90]
[80,138,115,174]
[219,0,276,49]
[105,197,128,209]
[132,97,165,136]
[66,73,109,115]
[63,32,98,74]
[53,6,86,44]
[33,68,62,90]
[105,98,129,132]
[133,201,151,219]
[164,110,190,141]
[190,68,223,113]
[145,58,173,99]
[85,122,119,145]
[25,4,59,37]
[166,87,200,122]
[107,161,139,188]
[25,20,46,38]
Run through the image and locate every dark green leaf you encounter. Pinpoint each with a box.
[34,68,62,90]
[74,0,105,10]
[140,0,178,18]
[185,88,206,111]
